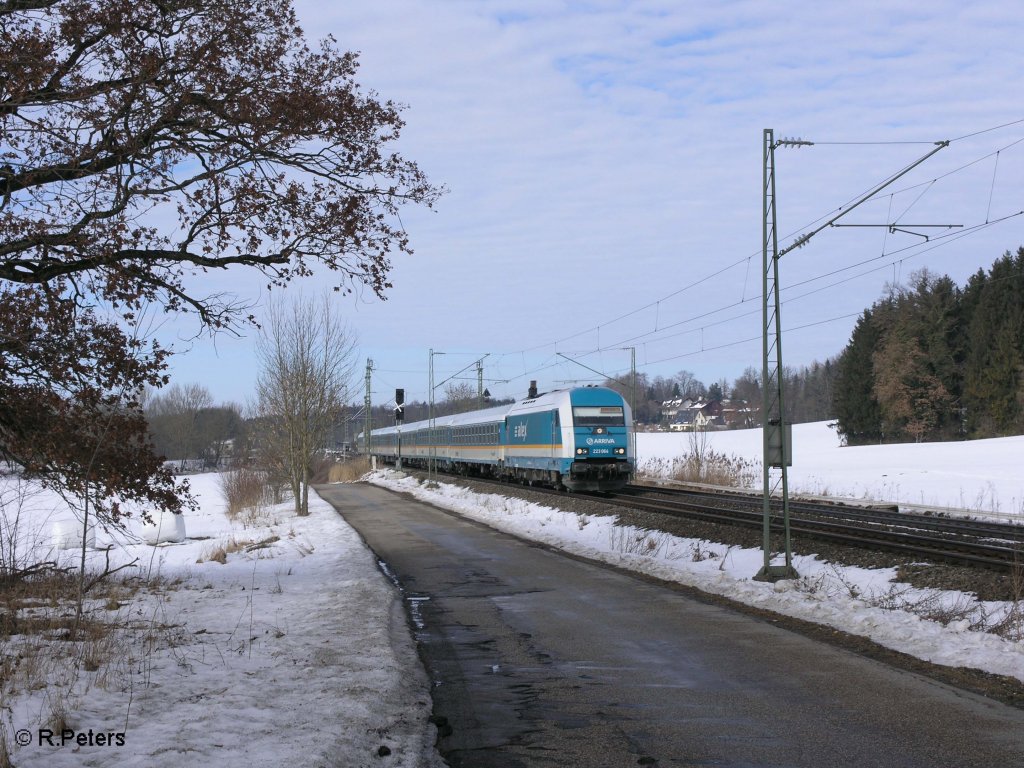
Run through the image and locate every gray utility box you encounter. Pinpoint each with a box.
[765,420,793,468]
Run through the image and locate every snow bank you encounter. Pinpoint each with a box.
[2,473,443,768]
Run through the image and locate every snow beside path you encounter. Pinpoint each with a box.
[3,474,443,768]
[367,419,1024,685]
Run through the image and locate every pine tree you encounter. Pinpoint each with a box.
[962,249,1024,436]
[833,310,884,444]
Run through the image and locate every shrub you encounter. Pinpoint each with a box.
[219,468,276,519]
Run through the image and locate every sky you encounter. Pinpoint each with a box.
[161,0,1024,408]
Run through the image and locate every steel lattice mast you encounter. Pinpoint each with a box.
[757,129,798,581]
[756,129,947,580]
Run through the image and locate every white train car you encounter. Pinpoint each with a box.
[367,386,633,491]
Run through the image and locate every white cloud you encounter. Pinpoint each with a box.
[168,0,1024,403]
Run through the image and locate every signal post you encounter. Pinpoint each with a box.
[395,388,404,470]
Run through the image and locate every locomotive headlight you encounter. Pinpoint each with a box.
[614,447,626,455]
[576,447,589,456]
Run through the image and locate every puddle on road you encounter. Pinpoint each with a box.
[408,595,431,630]
[377,558,433,635]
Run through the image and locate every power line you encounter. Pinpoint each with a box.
[952,117,1024,142]
[392,119,1024,391]
[513,125,1024,363]
[517,253,752,354]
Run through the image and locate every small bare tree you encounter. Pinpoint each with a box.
[688,421,711,482]
[442,382,478,415]
[148,383,214,469]
[255,295,357,515]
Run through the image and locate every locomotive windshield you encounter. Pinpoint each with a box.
[572,406,625,427]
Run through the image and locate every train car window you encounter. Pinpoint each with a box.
[572,406,625,427]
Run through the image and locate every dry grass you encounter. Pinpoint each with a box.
[326,457,370,483]
[795,563,1024,640]
[0,551,202,761]
[0,569,152,749]
[219,467,277,519]
[989,562,1024,641]
[637,453,760,487]
[0,572,113,645]
[47,695,70,734]
[198,535,281,565]
[609,525,671,558]
[199,537,248,565]
[673,450,760,486]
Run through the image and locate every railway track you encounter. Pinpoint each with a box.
[625,484,1024,541]
[610,484,1023,571]
[403,469,1024,572]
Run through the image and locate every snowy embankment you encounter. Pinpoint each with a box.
[367,421,1024,684]
[2,474,442,768]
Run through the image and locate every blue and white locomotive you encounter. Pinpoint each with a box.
[366,385,633,492]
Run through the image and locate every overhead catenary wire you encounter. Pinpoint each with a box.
[536,206,1019,364]
[499,206,1023,390]
[951,117,1024,142]
[986,150,1000,224]
[413,118,1024,394]
[520,128,1022,361]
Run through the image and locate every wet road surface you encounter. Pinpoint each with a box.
[316,482,1024,767]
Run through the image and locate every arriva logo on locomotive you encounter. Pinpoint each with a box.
[586,437,616,445]
[513,423,528,440]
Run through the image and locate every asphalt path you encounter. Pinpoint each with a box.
[316,482,1024,768]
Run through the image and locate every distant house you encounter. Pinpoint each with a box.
[666,399,720,431]
[660,397,693,422]
[720,399,756,429]
[663,396,756,430]
[668,410,695,431]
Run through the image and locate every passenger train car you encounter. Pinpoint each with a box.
[365,386,633,491]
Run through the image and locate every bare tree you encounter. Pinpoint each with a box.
[254,295,357,515]
[442,382,477,415]
[674,370,706,399]
[148,383,214,469]
[1,0,440,520]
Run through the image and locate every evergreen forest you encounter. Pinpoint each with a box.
[833,247,1024,444]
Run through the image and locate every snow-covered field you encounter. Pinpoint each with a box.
[0,473,443,768]
[638,422,1024,517]
[2,421,1022,766]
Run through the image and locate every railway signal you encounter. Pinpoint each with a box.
[395,388,404,468]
